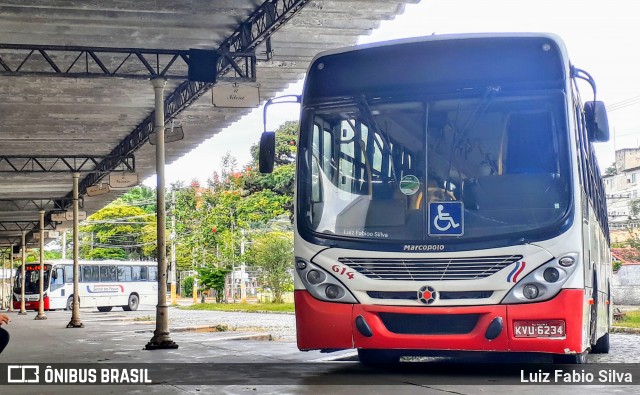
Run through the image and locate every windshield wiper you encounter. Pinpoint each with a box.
[356,94,398,186]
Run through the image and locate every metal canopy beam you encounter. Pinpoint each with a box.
[0,197,76,211]
[0,155,134,173]
[0,221,41,232]
[0,44,256,81]
[66,0,311,205]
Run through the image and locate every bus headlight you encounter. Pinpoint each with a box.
[295,258,358,304]
[325,285,341,299]
[295,260,307,270]
[543,267,560,283]
[307,269,324,285]
[523,284,539,299]
[502,253,579,304]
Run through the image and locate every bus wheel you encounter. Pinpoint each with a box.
[357,349,400,366]
[66,296,78,311]
[123,294,139,311]
[97,306,113,313]
[592,332,610,354]
[552,351,588,364]
[592,282,611,354]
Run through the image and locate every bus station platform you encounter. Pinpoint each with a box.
[0,305,356,394]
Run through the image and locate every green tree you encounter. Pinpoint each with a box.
[196,266,229,303]
[242,121,298,217]
[87,247,127,260]
[246,231,293,303]
[182,276,194,297]
[114,185,157,213]
[80,204,156,260]
[604,162,617,176]
[249,120,298,166]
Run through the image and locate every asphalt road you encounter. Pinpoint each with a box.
[0,304,638,394]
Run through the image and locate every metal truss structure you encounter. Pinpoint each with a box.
[68,0,311,204]
[0,44,257,81]
[0,0,311,245]
[0,155,134,173]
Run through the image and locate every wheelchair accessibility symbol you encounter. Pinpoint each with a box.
[429,202,464,236]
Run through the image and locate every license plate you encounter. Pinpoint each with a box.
[513,320,565,338]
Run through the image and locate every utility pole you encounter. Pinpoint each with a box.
[191,251,197,305]
[170,189,176,306]
[8,245,14,312]
[35,209,47,320]
[145,77,178,350]
[18,231,27,315]
[1,254,5,310]
[240,229,246,303]
[61,230,66,260]
[67,172,84,328]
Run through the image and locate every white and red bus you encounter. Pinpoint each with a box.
[13,260,157,312]
[260,33,611,364]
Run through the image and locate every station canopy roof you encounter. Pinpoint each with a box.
[0,0,418,247]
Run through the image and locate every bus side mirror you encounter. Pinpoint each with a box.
[259,131,276,173]
[584,101,609,142]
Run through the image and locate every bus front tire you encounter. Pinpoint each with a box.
[123,294,139,311]
[357,349,400,366]
[97,306,113,313]
[591,332,610,354]
[66,296,78,311]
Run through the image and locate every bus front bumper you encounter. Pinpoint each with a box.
[13,296,49,311]
[295,289,584,354]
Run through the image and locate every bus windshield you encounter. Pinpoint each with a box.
[299,91,570,243]
[14,265,51,294]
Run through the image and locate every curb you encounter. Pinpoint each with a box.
[132,324,273,340]
[611,325,640,334]
[173,306,295,315]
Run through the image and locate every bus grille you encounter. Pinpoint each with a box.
[378,312,480,335]
[339,255,523,281]
[366,291,493,300]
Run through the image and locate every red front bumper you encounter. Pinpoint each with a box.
[295,289,584,354]
[13,296,49,311]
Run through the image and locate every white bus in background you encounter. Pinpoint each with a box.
[13,260,157,312]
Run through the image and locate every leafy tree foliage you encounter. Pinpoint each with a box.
[246,231,293,303]
[196,266,229,303]
[182,276,194,297]
[114,186,157,213]
[249,120,298,166]
[79,204,156,260]
[68,121,298,300]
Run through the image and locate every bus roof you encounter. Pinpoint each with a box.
[303,32,571,103]
[307,32,569,66]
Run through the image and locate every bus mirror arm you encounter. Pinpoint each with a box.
[572,66,609,143]
[259,95,301,174]
[571,66,597,101]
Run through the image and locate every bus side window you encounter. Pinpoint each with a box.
[85,266,99,282]
[64,265,74,283]
[80,266,89,283]
[140,266,148,281]
[118,266,132,282]
[148,266,158,282]
[132,266,141,281]
[50,267,65,291]
[100,265,117,282]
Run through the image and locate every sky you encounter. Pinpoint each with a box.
[154,0,640,186]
